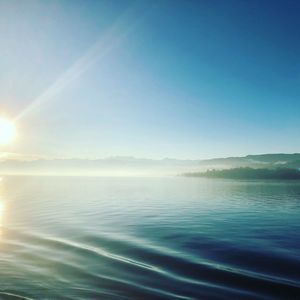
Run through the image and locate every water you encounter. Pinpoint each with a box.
[0,176,299,299]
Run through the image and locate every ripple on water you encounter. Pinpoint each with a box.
[0,176,300,299]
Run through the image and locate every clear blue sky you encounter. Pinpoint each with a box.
[0,0,299,159]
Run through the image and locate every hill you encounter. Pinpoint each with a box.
[197,153,300,169]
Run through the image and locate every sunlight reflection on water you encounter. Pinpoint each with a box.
[0,198,5,237]
[0,178,6,234]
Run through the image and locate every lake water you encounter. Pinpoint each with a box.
[0,176,299,299]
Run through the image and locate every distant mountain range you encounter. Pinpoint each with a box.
[0,153,299,176]
[197,153,300,169]
[0,156,200,176]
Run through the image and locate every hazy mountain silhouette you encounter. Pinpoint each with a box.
[0,153,299,175]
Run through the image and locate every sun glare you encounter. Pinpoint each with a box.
[0,118,16,145]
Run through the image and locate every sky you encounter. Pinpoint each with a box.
[0,0,299,160]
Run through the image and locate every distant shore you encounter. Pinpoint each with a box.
[183,167,300,180]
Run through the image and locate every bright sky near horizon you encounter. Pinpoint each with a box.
[0,0,299,159]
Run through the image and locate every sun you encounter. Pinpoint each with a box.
[0,118,16,145]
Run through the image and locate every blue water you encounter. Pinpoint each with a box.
[0,176,299,299]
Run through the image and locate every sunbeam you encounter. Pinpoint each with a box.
[15,3,150,122]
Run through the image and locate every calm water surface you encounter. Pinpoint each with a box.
[0,176,299,299]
